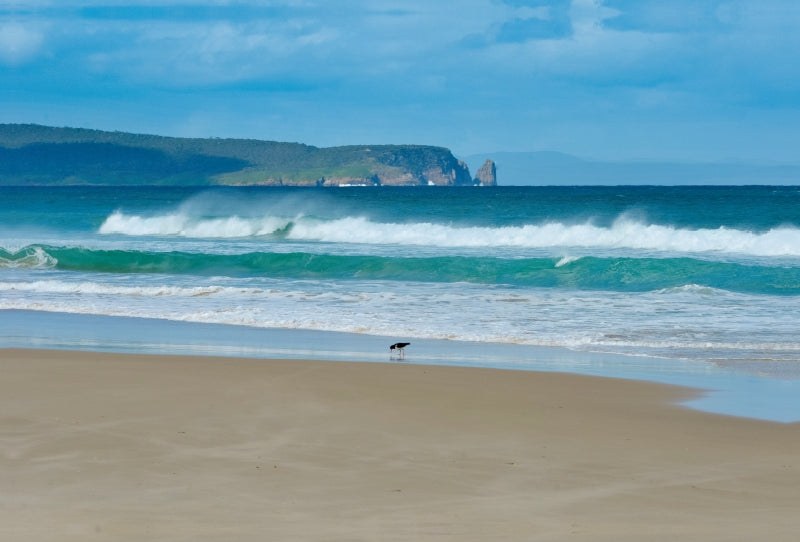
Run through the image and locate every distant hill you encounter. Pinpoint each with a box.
[0,124,478,187]
[464,151,800,185]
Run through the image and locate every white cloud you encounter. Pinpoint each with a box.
[76,13,343,86]
[0,21,46,65]
[469,0,679,83]
[3,0,799,162]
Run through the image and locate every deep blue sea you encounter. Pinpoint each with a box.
[2,185,800,420]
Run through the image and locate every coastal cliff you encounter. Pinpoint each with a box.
[0,124,483,187]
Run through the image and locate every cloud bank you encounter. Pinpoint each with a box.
[1,0,799,162]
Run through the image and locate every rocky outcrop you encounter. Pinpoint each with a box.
[474,159,497,186]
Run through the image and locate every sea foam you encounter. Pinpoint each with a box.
[98,211,800,257]
[0,246,57,269]
[99,211,292,238]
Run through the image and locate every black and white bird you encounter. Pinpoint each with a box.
[389,342,410,359]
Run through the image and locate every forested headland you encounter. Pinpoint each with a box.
[0,124,486,187]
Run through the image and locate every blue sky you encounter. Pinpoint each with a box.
[1,0,799,163]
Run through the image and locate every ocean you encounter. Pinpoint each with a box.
[2,185,800,420]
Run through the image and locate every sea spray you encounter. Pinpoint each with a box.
[97,210,800,257]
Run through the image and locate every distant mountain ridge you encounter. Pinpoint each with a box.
[464,151,800,185]
[0,124,481,187]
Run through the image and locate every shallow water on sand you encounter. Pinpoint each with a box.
[3,310,799,423]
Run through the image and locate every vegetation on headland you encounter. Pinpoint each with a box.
[0,124,480,187]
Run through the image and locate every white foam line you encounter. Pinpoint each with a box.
[97,211,800,257]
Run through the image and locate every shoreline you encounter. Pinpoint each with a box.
[3,309,800,422]
[3,347,800,541]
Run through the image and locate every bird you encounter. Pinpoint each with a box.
[389,342,410,359]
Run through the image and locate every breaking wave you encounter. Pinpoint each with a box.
[3,244,800,294]
[0,246,57,269]
[98,211,800,257]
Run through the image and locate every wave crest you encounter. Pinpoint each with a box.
[0,246,57,269]
[5,244,799,295]
[99,211,293,238]
[97,211,800,257]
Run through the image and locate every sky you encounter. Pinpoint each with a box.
[1,0,800,164]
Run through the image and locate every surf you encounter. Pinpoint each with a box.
[3,244,799,295]
[97,210,800,258]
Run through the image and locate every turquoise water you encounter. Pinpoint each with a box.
[2,185,800,420]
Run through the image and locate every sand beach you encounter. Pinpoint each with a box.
[2,347,799,541]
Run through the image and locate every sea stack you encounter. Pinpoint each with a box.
[474,159,497,186]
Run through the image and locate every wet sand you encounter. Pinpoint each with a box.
[2,348,799,541]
